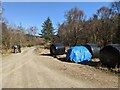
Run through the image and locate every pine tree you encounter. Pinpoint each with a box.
[41,17,54,41]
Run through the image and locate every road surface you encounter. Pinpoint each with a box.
[2,47,118,88]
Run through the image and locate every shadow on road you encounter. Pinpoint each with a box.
[57,57,101,68]
[80,61,101,67]
[41,54,52,56]
[40,53,101,67]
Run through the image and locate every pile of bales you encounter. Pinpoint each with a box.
[50,43,120,68]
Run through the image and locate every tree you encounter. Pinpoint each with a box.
[27,26,38,36]
[111,1,120,15]
[58,7,86,46]
[2,22,10,49]
[97,6,112,19]
[96,6,113,46]
[0,1,2,23]
[41,17,55,41]
[111,2,120,43]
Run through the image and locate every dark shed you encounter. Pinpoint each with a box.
[50,43,65,55]
[100,44,120,67]
[82,44,100,58]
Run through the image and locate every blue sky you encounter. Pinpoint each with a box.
[2,2,111,34]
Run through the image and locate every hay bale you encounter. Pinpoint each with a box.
[82,44,100,58]
[50,43,65,55]
[100,44,120,68]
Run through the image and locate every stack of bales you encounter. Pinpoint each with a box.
[50,43,120,68]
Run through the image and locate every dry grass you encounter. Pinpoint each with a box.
[1,49,12,56]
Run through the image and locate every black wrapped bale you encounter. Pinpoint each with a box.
[100,44,120,68]
[82,44,100,58]
[50,43,65,55]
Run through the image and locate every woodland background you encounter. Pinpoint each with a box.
[1,2,120,51]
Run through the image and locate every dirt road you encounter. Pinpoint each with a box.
[2,47,118,88]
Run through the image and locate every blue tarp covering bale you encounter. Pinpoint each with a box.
[66,46,92,63]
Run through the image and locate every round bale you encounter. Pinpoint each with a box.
[50,43,65,55]
[82,44,100,58]
[100,44,120,68]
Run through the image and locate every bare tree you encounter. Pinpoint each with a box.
[58,7,86,46]
[2,22,10,49]
[111,2,120,43]
[111,1,120,15]
[96,6,114,46]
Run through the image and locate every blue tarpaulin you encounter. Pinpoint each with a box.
[66,46,92,63]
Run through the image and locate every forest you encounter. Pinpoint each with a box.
[1,2,120,52]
